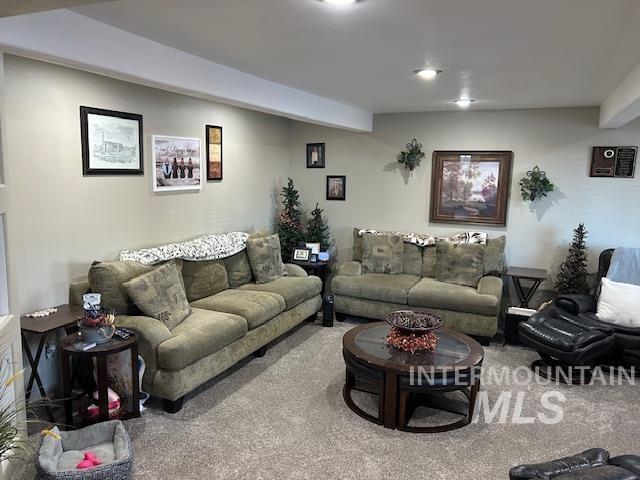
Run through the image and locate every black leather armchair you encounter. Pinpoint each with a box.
[510,448,640,480]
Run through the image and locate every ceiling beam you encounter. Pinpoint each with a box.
[0,9,373,132]
[599,60,640,128]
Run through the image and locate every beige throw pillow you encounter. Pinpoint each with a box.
[246,234,288,284]
[435,241,485,288]
[361,234,404,274]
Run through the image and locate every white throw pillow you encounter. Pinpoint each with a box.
[596,277,640,328]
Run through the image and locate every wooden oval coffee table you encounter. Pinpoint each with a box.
[342,322,484,432]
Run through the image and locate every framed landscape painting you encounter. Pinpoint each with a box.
[430,151,513,226]
[80,106,143,175]
[206,125,223,180]
[152,135,202,192]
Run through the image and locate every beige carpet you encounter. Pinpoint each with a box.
[16,320,640,479]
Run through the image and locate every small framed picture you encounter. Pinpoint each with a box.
[293,248,311,261]
[307,143,325,168]
[206,125,223,181]
[305,243,321,255]
[326,175,346,201]
[152,135,202,192]
[310,253,318,263]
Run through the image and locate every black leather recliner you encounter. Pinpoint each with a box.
[509,448,640,480]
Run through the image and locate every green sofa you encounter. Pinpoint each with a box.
[69,250,322,413]
[332,230,505,343]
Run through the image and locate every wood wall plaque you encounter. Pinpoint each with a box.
[590,146,636,178]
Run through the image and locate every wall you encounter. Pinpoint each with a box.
[290,108,640,277]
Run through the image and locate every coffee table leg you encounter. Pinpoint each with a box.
[383,372,398,429]
[468,379,481,420]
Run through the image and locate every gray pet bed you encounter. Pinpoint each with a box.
[36,420,133,480]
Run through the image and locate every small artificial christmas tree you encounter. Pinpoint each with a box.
[306,203,330,251]
[554,222,589,295]
[277,178,305,261]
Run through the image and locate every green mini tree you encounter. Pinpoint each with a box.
[277,178,305,260]
[555,223,589,295]
[306,203,330,251]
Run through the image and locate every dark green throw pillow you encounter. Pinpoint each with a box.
[223,250,254,287]
[123,261,191,331]
[181,260,229,301]
[435,241,486,288]
[361,234,404,274]
[246,234,287,284]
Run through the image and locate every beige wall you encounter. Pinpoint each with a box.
[4,55,291,314]
[290,108,640,278]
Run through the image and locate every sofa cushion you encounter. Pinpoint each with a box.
[352,227,363,261]
[361,234,403,274]
[422,246,437,278]
[123,261,192,331]
[332,273,420,305]
[484,235,506,275]
[436,241,485,287]
[402,243,423,276]
[238,275,321,310]
[89,260,154,315]
[223,250,254,287]
[191,289,286,330]
[408,277,499,316]
[246,234,288,284]
[181,260,229,301]
[157,308,247,371]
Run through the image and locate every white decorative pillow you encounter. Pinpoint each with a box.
[596,277,640,328]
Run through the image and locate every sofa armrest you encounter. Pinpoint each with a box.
[477,276,503,298]
[338,261,362,277]
[116,315,172,372]
[284,263,308,277]
[69,278,91,306]
[555,294,596,315]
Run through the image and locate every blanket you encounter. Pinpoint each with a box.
[358,229,487,247]
[607,247,640,286]
[119,232,249,265]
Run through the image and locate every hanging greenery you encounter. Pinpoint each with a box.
[396,138,425,171]
[519,166,555,202]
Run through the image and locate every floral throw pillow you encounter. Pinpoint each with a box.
[246,234,288,284]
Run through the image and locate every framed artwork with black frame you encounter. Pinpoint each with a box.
[80,106,144,176]
[206,125,223,181]
[326,175,346,201]
[293,248,311,261]
[306,143,325,168]
[430,151,513,226]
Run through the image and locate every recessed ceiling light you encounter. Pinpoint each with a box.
[414,68,442,80]
[321,0,358,5]
[454,98,475,108]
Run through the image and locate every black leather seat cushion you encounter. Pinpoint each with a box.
[519,317,609,352]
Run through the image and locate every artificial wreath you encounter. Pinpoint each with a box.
[397,138,425,171]
[519,166,555,202]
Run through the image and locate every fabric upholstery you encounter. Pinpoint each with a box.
[597,277,640,328]
[361,234,404,274]
[284,263,308,277]
[477,275,504,298]
[338,261,363,277]
[422,246,437,278]
[332,273,420,304]
[407,277,500,316]
[181,259,229,301]
[436,241,485,287]
[352,227,363,261]
[88,260,154,315]
[191,289,286,330]
[69,279,91,306]
[246,234,287,284]
[484,235,506,275]
[238,275,322,309]
[157,308,247,371]
[123,262,191,331]
[223,250,254,288]
[402,243,423,276]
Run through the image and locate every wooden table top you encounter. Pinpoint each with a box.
[59,331,138,357]
[506,266,548,279]
[20,304,84,334]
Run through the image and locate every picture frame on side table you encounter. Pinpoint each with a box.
[80,106,144,176]
[305,243,321,255]
[307,143,325,168]
[293,248,311,261]
[152,135,202,192]
[206,125,223,180]
[430,151,513,226]
[326,175,346,201]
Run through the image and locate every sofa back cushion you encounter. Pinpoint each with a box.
[422,246,437,278]
[223,250,254,287]
[402,243,423,276]
[483,235,506,275]
[246,234,288,284]
[361,234,404,274]
[123,261,192,331]
[435,241,485,287]
[88,260,154,315]
[181,260,229,302]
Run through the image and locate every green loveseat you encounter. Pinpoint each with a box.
[69,249,322,413]
[332,230,505,343]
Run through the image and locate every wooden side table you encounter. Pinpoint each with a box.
[60,332,140,428]
[506,267,548,308]
[291,260,329,295]
[20,304,84,422]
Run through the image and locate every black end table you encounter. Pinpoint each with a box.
[507,266,548,308]
[291,260,329,295]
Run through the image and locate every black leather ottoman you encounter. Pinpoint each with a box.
[510,448,640,480]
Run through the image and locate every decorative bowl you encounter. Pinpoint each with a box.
[385,310,443,332]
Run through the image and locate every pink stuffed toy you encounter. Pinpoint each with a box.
[76,451,102,469]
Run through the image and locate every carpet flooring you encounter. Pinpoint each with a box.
[16,320,640,479]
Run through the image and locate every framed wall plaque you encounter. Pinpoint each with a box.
[430,151,513,226]
[590,146,636,178]
[206,125,223,180]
